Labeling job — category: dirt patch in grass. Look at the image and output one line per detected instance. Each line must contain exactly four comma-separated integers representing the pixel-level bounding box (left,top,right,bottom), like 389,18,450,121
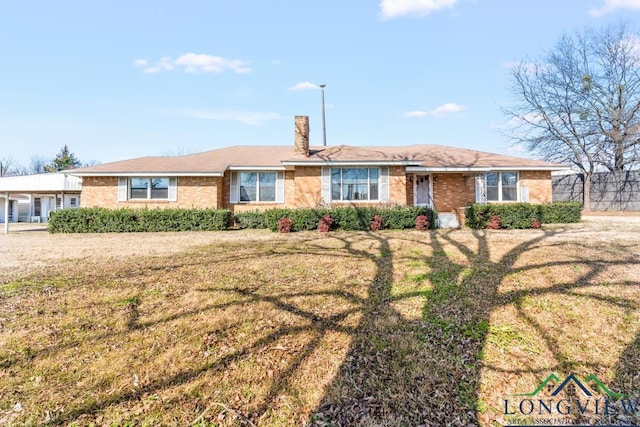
1,222,639,426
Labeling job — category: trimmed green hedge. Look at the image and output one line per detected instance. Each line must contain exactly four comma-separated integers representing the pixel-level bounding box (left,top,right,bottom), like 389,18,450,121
48,207,231,233
233,211,268,229
48,205,439,233
540,201,582,224
262,206,437,232
464,202,582,229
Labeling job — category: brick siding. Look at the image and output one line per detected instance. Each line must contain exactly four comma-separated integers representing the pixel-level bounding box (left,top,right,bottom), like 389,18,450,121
432,173,476,213
389,166,408,205
520,170,552,204
81,176,220,209
80,169,553,213
293,167,322,207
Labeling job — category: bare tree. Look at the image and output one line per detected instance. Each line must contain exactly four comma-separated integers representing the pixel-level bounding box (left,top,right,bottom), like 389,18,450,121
29,155,48,174
0,156,20,177
82,159,101,167
161,146,202,157
504,23,640,211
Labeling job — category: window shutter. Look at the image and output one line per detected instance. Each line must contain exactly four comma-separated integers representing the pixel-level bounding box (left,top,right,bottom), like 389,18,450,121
379,167,390,202
276,171,285,203
321,167,331,202
117,177,128,201
168,177,178,201
230,172,239,204
475,174,487,204
520,185,529,203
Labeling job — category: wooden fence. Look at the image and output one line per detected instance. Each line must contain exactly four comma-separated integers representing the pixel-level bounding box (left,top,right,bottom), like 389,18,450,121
552,171,640,211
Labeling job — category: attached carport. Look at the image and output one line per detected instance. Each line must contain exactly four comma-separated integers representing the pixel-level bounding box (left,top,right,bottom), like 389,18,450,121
0,173,82,234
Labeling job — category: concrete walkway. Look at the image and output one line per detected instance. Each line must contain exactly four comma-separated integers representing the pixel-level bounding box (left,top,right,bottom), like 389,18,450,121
1,222,48,233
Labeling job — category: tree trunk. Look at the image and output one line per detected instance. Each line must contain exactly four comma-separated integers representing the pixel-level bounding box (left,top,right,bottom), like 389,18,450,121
582,171,592,212
615,140,624,171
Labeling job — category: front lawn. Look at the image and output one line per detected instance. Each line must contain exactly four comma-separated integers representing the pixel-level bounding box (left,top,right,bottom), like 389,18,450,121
1,221,639,426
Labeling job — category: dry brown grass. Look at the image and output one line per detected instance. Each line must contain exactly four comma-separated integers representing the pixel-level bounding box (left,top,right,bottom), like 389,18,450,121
0,220,639,426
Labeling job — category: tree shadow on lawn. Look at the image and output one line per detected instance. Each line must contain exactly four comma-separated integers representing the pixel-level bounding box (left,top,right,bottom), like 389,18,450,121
311,228,640,426
9,227,638,426
310,229,552,426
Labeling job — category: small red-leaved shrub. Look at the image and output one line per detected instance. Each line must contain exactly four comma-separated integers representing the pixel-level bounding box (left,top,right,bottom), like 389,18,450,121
415,215,430,231
318,215,333,233
278,217,293,233
532,219,541,229
486,214,501,229
370,214,383,232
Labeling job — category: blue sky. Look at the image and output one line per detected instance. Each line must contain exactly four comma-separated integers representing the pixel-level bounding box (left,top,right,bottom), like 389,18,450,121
1,0,639,167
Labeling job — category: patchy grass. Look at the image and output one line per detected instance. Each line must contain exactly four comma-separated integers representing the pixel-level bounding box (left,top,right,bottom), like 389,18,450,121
0,222,639,426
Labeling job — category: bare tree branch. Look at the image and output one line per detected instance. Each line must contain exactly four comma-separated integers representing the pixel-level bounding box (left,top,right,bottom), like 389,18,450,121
503,23,640,210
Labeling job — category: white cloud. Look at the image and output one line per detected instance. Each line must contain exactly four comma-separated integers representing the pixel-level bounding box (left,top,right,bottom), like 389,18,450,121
379,0,457,20
427,103,466,116
588,0,640,16
404,110,428,117
625,34,640,56
135,53,251,74
174,53,251,74
141,56,175,74
166,109,282,125
404,103,466,118
288,81,319,91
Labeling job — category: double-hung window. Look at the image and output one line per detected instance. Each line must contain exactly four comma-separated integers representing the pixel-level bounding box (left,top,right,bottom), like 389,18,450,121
230,171,285,203
331,168,379,201
323,167,389,202
117,177,177,201
130,178,170,199
485,172,518,202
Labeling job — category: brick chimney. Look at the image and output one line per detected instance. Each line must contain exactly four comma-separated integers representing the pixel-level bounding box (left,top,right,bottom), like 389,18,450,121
294,115,309,156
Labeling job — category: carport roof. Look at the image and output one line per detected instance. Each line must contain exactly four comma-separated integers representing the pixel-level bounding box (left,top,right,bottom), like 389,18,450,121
0,173,82,192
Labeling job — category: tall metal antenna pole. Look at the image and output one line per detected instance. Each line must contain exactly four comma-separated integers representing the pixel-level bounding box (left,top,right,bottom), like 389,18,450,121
319,84,327,146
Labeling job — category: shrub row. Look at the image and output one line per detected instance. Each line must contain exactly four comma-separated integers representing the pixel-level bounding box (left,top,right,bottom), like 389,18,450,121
47,206,436,233
233,211,268,229
262,206,437,232
48,207,231,233
539,202,582,224
464,202,582,229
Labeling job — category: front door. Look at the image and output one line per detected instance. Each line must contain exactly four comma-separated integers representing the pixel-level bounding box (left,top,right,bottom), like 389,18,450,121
415,174,432,207
41,197,53,223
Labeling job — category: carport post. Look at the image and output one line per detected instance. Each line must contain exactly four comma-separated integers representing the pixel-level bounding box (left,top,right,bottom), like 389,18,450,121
3,193,9,235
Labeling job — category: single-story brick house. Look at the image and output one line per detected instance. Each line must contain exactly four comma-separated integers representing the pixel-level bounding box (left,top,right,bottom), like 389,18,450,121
70,116,565,216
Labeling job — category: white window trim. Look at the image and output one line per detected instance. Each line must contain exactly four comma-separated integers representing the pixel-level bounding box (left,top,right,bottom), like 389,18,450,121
328,167,386,202
485,171,519,202
230,171,285,204
118,177,177,202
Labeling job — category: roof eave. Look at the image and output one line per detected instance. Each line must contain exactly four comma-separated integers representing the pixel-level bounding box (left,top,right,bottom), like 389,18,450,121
407,165,567,172
281,160,423,167
406,166,491,172
69,171,224,177
488,166,568,171
227,166,286,171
